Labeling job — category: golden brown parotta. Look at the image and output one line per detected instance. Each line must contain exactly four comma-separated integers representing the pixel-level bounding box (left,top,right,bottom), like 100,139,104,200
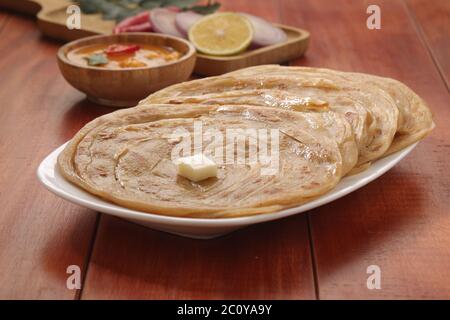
58,104,357,218
226,65,434,156
143,65,434,166
59,66,434,218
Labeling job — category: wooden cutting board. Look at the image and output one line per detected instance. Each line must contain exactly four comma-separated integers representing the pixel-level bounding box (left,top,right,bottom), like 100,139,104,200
0,0,310,75
0,0,115,40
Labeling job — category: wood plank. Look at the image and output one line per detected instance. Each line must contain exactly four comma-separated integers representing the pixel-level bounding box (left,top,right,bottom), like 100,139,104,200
80,0,316,300
279,0,450,299
0,13,107,299
405,0,450,89
0,12,10,33
81,215,315,299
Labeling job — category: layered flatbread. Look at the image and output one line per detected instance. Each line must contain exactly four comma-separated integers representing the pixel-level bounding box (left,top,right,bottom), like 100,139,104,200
143,65,434,166
58,66,434,218
58,104,357,217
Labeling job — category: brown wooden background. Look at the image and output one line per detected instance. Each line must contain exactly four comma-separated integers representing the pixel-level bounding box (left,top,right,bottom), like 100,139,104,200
0,0,449,299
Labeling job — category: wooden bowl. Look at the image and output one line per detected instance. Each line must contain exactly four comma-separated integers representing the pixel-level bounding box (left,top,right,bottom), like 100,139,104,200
57,33,196,107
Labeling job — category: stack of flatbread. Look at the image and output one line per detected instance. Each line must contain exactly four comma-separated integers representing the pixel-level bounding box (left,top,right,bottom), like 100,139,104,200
58,65,434,218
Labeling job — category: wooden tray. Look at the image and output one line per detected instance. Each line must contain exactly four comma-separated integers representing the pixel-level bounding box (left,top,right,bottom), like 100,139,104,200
196,25,309,76
0,0,310,76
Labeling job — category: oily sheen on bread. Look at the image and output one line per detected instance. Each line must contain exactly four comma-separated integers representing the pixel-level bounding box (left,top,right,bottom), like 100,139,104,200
143,65,434,167
59,65,434,218
58,104,357,217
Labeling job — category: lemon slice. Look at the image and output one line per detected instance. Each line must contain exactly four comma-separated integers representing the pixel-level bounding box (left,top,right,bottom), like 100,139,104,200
188,12,253,56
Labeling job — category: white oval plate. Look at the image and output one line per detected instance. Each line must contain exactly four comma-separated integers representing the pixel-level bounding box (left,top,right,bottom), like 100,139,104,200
37,142,417,239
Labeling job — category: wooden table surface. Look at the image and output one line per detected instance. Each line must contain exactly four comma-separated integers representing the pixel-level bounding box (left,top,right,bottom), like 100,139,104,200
0,0,449,300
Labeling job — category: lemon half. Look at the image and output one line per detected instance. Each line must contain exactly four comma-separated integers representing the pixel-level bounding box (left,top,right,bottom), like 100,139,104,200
188,12,253,56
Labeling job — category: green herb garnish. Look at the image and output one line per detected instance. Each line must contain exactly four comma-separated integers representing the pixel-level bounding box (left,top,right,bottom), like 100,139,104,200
190,3,221,14
76,0,221,22
84,53,109,66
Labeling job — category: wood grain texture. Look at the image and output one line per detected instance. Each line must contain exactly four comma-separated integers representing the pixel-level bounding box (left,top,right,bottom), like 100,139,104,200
406,0,450,89
1,0,449,300
0,14,108,299
81,215,316,299
280,0,450,299
80,0,316,300
0,0,116,40
0,10,10,31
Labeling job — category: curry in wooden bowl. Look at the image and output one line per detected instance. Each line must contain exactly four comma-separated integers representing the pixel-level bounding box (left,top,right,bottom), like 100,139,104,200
57,33,196,107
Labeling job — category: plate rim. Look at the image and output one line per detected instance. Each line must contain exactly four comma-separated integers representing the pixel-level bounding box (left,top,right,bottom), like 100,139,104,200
37,141,418,228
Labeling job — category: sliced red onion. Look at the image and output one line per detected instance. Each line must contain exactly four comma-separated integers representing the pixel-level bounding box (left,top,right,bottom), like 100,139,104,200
175,11,202,36
114,11,151,34
150,8,184,38
117,21,152,33
165,6,182,13
241,13,287,47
